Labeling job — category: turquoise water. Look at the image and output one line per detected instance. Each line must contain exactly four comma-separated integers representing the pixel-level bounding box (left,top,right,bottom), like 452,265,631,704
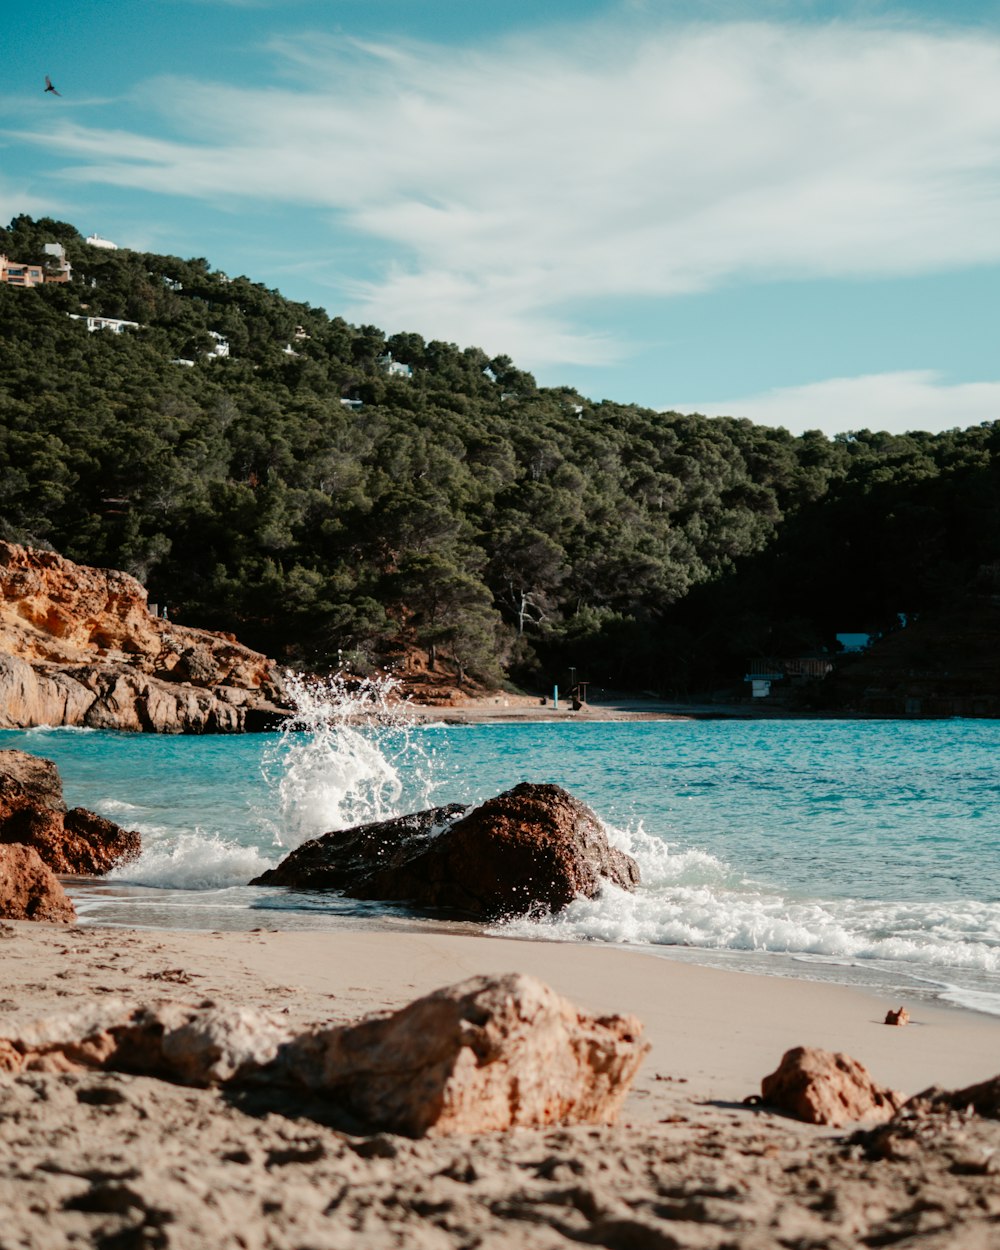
4,717,1000,1013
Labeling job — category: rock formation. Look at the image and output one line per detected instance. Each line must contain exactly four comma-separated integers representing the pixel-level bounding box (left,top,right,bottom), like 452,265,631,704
0,749,140,875
761,1046,904,1127
0,540,286,732
905,1074,1000,1119
290,972,648,1136
0,844,75,922
0,973,648,1136
250,783,640,920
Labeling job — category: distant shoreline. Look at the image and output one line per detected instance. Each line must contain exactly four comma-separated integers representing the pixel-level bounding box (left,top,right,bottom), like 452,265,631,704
403,693,874,723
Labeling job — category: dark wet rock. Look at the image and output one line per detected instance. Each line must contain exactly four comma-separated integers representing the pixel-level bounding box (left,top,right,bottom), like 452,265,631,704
251,782,640,920
251,804,468,892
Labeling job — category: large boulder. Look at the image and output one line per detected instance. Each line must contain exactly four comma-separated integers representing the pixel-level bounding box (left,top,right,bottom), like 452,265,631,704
251,804,468,892
761,1045,904,1127
0,540,287,732
0,844,75,922
251,783,640,920
288,972,649,1136
0,973,648,1136
0,749,140,875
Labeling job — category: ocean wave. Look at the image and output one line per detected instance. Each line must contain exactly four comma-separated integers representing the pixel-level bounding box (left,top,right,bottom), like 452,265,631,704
494,823,1000,977
257,671,437,848
110,831,275,891
95,798,145,815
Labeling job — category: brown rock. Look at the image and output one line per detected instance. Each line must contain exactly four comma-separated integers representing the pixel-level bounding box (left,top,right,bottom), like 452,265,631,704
906,1074,1000,1119
0,540,287,732
0,749,65,814
760,1045,904,1127
0,975,648,1136
252,783,640,921
288,972,649,1136
0,750,140,875
0,844,75,922
0,999,291,1083
884,1006,910,1026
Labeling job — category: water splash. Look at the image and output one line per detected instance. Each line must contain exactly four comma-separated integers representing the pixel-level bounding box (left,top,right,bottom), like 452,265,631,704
260,670,436,849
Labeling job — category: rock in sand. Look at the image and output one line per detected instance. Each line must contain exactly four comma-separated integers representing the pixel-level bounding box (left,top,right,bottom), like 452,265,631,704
0,844,75,923
761,1045,904,1127
0,973,648,1136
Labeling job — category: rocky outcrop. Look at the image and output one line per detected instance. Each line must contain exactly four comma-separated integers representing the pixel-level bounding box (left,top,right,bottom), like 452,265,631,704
0,749,140,875
0,541,286,732
250,783,641,920
0,973,648,1136
0,844,75,922
761,1046,904,1127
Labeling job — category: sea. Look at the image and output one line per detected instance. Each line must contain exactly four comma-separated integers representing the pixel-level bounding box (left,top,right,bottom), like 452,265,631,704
4,679,1000,1016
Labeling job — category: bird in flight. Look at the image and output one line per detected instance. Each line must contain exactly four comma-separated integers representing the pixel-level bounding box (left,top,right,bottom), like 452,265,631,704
44,76,61,96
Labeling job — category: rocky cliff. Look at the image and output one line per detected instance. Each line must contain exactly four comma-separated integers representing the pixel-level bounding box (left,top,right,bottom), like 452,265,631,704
0,541,287,732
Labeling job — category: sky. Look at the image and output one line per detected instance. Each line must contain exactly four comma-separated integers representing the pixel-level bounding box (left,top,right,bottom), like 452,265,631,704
3,0,1000,436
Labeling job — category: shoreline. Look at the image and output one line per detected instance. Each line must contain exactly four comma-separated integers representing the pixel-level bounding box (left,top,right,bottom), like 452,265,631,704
67,876,1000,1026
403,692,894,723
7,919,1000,1107
5,919,1000,1247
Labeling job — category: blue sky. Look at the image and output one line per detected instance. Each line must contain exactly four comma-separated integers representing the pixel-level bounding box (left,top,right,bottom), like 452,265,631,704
4,0,1000,435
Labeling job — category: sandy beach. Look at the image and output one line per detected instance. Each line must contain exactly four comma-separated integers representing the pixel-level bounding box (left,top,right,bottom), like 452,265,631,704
4,919,1000,1248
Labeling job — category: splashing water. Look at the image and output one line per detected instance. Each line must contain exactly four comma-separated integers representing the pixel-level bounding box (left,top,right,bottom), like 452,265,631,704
260,670,437,849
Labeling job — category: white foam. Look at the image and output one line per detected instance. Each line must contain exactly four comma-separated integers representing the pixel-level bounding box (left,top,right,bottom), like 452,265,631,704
495,820,1000,979
259,670,436,848
111,831,275,891
96,798,144,815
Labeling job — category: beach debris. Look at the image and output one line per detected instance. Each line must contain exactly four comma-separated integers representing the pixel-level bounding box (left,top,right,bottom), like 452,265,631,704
0,844,75,923
0,973,648,1136
0,748,140,875
251,782,640,920
884,1006,910,1027
760,1046,904,1127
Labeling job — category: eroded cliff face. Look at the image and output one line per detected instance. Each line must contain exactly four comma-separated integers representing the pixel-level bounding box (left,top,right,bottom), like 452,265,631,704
0,541,287,732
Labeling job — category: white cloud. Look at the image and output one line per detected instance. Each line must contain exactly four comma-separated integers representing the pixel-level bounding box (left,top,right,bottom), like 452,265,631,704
13,18,1000,365
684,371,1000,435
0,177,56,226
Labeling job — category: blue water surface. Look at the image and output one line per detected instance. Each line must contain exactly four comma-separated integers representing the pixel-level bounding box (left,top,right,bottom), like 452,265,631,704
4,718,1000,1011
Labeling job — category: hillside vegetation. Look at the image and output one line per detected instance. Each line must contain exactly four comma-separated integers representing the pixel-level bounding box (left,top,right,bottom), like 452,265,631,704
3,214,999,697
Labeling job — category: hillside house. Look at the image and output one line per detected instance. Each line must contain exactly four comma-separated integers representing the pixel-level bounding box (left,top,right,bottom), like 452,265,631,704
206,331,230,359
68,314,140,334
85,234,118,250
1,244,72,287
744,656,834,698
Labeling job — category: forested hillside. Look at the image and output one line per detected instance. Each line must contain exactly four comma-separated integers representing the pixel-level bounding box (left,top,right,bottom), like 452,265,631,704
2,214,999,697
